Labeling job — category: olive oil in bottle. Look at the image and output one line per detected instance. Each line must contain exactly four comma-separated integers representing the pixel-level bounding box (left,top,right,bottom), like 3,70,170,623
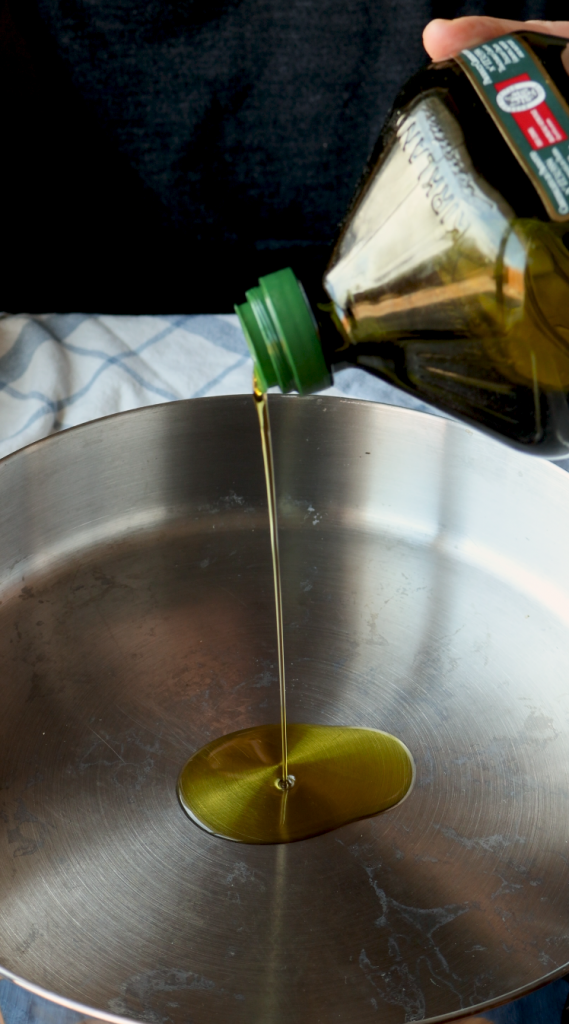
177,389,414,844
236,32,569,458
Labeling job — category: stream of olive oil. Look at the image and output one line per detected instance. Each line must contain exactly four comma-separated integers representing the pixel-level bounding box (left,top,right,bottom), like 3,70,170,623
177,389,414,843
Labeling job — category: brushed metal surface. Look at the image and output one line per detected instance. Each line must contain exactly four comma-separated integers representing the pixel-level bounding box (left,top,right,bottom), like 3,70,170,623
1,395,569,1024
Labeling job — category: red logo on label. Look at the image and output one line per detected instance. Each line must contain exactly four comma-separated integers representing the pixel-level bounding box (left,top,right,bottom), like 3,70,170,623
494,73,567,150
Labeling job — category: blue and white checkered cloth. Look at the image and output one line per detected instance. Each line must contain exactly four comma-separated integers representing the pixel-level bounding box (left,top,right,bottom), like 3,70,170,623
0,312,442,458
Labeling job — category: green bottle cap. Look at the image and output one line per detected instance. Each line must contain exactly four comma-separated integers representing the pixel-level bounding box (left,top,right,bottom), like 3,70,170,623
235,267,332,395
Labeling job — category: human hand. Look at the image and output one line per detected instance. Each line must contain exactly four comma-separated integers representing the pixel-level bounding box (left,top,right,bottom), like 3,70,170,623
423,16,569,62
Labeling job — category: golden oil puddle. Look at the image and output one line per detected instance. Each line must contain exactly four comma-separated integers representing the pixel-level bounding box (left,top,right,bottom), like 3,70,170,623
177,387,414,843
177,722,414,844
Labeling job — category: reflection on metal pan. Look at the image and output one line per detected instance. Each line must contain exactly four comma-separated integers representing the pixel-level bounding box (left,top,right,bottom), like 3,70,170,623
0,395,568,1023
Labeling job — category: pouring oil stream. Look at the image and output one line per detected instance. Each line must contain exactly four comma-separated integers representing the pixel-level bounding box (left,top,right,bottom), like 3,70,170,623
177,388,415,844
253,381,294,792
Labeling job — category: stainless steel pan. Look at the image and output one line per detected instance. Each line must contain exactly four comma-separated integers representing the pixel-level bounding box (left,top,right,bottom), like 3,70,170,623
1,395,569,1024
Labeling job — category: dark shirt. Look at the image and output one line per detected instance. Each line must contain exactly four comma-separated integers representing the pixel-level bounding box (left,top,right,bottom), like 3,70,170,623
0,0,566,310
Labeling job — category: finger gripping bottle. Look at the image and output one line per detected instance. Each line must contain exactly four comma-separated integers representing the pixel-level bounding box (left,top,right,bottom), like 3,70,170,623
236,32,569,457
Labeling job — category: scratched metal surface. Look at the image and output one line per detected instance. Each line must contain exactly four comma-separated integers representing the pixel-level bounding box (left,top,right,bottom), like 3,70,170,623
0,395,569,1024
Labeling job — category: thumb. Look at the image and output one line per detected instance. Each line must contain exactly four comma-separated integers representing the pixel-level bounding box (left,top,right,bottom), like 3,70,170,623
423,16,569,62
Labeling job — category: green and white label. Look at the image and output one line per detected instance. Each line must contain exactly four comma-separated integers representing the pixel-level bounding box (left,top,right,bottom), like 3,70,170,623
456,34,569,221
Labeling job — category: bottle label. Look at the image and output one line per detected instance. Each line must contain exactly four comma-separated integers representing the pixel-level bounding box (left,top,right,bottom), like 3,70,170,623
456,34,569,221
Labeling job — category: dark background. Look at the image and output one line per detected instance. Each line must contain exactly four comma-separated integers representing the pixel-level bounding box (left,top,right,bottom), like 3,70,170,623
0,0,567,311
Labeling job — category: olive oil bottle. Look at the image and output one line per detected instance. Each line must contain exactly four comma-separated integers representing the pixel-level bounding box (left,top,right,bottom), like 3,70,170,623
236,32,569,457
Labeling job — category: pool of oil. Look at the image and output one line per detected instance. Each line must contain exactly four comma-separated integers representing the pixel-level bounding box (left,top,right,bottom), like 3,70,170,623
177,721,414,843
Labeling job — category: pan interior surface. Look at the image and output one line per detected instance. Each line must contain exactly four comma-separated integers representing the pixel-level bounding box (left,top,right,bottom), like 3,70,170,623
1,395,569,1024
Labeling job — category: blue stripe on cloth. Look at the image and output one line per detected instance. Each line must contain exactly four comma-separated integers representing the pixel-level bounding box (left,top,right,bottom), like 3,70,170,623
190,354,250,398
0,315,189,404
42,314,92,342
0,316,193,443
58,314,191,362
178,315,249,355
0,364,178,444
0,321,57,386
